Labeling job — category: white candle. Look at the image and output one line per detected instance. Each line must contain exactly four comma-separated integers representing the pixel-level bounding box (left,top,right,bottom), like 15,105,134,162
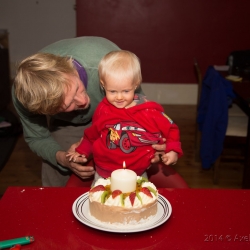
111,164,137,193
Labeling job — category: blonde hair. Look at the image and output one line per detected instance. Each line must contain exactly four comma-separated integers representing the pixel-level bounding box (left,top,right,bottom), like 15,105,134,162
98,50,142,87
14,53,77,115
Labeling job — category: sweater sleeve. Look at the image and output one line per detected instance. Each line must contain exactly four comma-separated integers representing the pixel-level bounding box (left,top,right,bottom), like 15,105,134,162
129,102,183,158
12,87,65,170
75,102,103,156
153,110,183,157
164,123,183,157
75,125,97,157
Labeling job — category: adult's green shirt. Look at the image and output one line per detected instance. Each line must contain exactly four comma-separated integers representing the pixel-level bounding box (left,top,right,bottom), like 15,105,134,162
12,37,121,168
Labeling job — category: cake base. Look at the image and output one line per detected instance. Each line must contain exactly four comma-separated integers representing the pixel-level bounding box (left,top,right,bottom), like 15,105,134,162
89,200,157,224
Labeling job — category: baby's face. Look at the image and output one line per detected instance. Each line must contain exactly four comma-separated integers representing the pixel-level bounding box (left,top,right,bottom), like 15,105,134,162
102,75,136,109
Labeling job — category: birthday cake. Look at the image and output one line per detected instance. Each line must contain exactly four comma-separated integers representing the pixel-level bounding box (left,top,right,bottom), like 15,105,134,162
89,171,158,225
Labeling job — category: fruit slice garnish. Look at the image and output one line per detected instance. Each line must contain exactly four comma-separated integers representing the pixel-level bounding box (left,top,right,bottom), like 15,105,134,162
140,187,153,198
112,190,122,199
136,192,142,204
101,191,109,203
120,193,124,206
89,185,105,193
145,186,157,196
137,177,148,185
129,192,136,206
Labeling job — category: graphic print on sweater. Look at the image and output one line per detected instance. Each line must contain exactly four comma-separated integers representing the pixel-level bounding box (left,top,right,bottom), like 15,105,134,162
105,121,162,154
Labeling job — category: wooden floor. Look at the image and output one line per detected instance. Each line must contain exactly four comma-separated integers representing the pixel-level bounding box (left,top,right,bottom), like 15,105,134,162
0,105,244,197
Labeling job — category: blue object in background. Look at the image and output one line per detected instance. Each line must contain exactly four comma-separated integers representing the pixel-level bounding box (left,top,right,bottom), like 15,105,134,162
197,66,235,169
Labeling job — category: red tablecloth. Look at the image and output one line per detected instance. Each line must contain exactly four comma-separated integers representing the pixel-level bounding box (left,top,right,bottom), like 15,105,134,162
0,187,250,249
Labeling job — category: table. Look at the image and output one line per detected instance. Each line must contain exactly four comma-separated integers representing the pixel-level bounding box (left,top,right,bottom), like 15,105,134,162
1,187,250,250
232,81,250,188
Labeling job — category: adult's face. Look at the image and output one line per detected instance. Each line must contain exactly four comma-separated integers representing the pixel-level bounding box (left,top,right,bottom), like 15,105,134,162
60,74,90,112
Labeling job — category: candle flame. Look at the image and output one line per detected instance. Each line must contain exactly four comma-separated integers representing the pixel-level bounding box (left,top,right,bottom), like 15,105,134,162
123,161,126,169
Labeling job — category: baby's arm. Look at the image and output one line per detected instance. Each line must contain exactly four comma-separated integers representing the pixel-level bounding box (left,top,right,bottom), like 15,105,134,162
161,151,178,166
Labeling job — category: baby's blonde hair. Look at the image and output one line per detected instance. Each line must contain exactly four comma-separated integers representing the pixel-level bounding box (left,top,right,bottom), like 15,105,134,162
98,50,142,87
14,53,77,115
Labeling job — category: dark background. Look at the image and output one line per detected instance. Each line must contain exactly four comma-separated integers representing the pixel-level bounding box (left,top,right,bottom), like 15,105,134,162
76,0,250,83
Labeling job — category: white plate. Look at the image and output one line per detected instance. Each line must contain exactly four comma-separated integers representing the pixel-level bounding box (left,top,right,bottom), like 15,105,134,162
72,192,172,233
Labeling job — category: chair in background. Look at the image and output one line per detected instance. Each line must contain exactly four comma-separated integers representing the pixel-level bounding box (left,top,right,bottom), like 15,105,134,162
66,161,189,188
226,50,250,76
146,163,189,188
194,61,248,184
215,105,248,183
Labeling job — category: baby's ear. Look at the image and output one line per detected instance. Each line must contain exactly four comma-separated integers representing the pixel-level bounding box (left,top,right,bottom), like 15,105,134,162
100,80,105,89
135,84,140,90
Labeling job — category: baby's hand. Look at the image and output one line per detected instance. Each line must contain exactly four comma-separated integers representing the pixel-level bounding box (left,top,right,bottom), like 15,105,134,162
161,151,178,166
66,151,85,162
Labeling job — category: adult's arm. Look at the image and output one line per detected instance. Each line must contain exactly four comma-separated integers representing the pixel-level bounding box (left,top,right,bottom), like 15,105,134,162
12,87,93,176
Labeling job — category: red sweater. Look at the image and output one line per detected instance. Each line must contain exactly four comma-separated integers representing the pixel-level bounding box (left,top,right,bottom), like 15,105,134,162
76,96,183,178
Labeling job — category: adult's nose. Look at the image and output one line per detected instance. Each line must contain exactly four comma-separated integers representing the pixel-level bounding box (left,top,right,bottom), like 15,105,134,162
75,92,88,106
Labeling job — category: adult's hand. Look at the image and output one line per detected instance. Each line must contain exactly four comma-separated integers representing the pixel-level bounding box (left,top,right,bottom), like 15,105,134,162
151,138,166,163
56,150,95,179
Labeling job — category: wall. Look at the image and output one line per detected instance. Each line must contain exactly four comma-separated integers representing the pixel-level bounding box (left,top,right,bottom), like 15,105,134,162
76,0,250,83
0,0,76,77
1,1,248,105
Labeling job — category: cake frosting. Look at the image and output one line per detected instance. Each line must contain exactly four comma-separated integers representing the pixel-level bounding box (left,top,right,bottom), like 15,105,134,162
89,176,158,224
